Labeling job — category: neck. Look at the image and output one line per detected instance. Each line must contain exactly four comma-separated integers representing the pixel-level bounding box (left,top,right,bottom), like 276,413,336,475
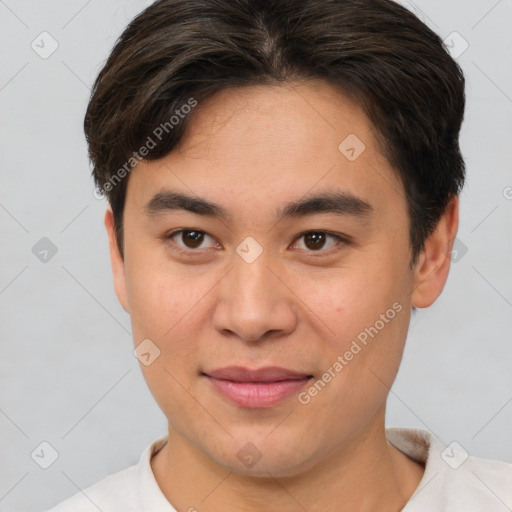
151,411,424,512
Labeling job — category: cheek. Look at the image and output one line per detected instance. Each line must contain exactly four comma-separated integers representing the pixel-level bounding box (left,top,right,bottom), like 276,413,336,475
125,249,207,334
287,246,413,398
295,265,411,421
291,260,407,343
126,265,213,412
125,265,217,395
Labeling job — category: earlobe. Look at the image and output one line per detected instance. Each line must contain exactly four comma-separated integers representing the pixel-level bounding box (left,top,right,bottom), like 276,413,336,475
411,196,459,308
104,207,130,313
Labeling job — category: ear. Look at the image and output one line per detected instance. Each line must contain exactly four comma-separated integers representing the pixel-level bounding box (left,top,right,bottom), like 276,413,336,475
104,206,130,313
411,196,459,308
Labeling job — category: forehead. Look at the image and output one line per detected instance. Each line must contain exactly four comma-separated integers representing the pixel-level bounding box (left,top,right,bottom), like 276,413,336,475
179,80,375,161
126,80,404,220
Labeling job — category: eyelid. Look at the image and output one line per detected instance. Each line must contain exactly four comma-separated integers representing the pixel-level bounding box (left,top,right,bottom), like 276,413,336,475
164,228,220,253
163,228,351,255
290,230,351,254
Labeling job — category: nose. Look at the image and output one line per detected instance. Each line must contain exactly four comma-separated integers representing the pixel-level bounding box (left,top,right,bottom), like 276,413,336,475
212,252,298,343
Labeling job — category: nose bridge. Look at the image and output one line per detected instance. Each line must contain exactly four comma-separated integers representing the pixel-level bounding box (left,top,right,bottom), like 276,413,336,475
213,250,296,341
232,252,272,304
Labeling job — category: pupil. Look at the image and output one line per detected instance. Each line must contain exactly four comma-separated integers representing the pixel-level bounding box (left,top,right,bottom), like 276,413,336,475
304,232,325,250
183,230,204,248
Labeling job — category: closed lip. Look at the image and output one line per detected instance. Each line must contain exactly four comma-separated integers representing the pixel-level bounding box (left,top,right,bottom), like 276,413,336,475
202,366,313,382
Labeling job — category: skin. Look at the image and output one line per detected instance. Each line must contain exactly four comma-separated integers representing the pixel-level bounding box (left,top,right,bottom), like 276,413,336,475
104,80,459,511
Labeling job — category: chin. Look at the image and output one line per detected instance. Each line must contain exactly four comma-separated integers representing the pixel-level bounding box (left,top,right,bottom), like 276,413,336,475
207,435,319,479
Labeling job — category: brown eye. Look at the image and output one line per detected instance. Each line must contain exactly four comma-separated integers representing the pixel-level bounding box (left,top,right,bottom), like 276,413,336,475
304,232,327,250
181,230,204,248
293,231,343,252
167,229,217,251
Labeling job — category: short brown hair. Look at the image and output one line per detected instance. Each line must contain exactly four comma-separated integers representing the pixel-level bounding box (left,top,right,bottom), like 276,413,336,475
84,0,465,263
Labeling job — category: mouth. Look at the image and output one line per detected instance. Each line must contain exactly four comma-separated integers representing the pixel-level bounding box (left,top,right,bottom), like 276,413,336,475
202,366,314,408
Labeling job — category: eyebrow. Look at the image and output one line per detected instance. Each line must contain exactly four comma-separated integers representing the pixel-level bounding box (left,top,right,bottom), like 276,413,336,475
144,190,373,221
145,191,227,218
277,191,373,220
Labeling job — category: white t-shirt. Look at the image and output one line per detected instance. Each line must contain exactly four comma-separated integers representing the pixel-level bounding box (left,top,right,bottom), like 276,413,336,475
45,428,512,511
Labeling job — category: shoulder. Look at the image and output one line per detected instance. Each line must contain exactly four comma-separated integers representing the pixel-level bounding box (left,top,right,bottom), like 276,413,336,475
442,449,512,510
44,436,170,512
44,463,140,512
387,428,512,511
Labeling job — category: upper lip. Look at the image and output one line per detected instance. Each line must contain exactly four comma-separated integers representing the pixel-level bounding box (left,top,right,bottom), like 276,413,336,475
203,366,312,382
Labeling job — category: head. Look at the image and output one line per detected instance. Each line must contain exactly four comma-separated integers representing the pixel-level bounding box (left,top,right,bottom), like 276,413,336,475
85,0,464,477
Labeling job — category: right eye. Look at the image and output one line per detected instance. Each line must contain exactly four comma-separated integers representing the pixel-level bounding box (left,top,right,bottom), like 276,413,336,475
165,229,219,252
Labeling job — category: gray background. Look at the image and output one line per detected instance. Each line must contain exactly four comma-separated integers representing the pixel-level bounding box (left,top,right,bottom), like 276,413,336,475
1,1,511,510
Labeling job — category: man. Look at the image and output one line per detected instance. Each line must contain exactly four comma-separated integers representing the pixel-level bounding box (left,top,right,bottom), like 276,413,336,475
46,0,512,510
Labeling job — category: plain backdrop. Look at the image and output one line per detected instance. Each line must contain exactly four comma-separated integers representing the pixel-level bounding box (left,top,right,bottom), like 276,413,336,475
1,1,511,510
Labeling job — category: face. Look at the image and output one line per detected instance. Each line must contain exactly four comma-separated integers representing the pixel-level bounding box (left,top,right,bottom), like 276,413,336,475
106,80,454,477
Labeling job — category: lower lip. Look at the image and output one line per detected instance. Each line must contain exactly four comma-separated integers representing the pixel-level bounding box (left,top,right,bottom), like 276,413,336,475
205,376,312,408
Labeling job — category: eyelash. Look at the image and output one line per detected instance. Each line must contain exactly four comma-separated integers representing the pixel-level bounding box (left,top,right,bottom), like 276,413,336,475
163,229,351,256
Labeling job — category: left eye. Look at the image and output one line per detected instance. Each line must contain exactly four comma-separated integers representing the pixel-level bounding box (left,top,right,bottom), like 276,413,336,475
165,229,345,254
292,232,343,252
167,230,217,250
